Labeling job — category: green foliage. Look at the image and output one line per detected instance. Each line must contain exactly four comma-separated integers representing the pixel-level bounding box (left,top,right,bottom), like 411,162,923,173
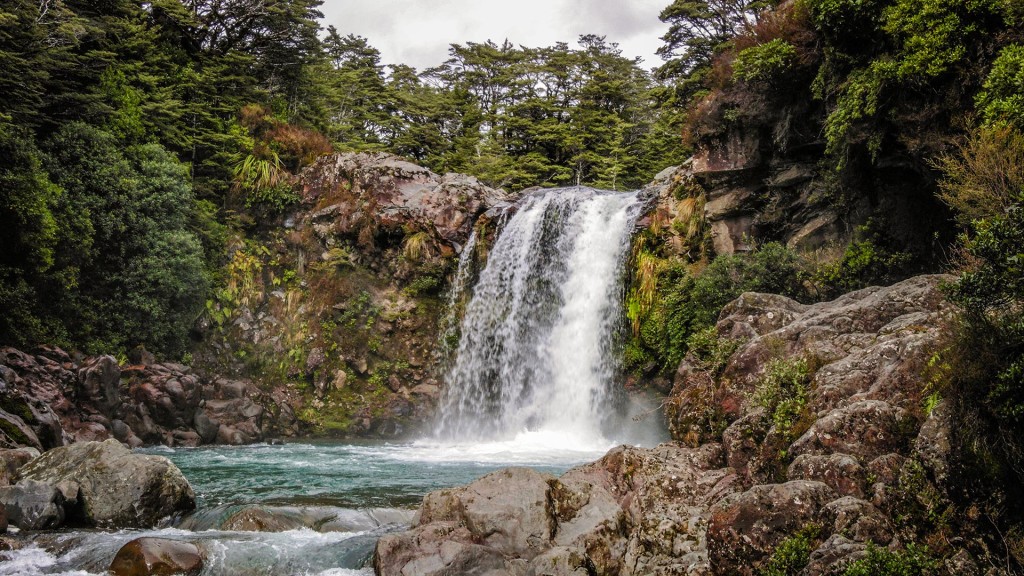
759,524,823,576
977,44,1024,129
657,0,777,98
948,194,1024,427
629,242,807,372
813,227,913,298
40,124,209,356
686,327,740,375
733,39,798,85
754,357,812,440
842,543,938,576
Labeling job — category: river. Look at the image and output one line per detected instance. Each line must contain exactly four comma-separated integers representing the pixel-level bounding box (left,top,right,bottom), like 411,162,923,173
0,435,624,575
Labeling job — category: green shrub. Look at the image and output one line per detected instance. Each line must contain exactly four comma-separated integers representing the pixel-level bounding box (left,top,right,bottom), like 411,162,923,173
977,44,1024,129
686,327,740,376
842,543,937,576
935,125,1024,226
759,524,823,576
733,39,798,85
813,226,912,299
754,357,812,440
628,242,807,373
949,193,1024,429
244,183,301,213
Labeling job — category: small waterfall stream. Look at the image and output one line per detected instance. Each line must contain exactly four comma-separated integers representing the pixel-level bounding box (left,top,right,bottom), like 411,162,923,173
435,187,645,447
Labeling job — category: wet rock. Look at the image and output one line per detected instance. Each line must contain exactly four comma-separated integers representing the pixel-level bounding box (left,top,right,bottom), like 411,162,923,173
0,479,65,530
192,410,219,444
18,438,195,528
220,506,309,532
109,537,203,576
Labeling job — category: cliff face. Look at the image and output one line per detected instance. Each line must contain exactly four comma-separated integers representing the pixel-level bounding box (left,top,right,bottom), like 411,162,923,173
192,152,508,439
644,125,950,262
375,275,995,575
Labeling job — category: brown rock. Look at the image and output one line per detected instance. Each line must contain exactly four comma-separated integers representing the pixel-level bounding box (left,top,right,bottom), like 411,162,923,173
790,400,909,461
707,480,836,575
109,537,203,576
788,453,866,498
0,448,36,486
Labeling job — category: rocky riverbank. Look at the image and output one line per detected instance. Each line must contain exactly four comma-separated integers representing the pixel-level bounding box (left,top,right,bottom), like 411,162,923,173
374,274,995,575
0,346,292,450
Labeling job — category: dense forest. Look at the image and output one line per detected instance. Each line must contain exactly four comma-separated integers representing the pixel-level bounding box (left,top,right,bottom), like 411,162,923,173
0,0,684,357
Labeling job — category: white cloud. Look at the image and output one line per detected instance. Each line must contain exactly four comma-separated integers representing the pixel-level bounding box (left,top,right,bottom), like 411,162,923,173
319,0,670,71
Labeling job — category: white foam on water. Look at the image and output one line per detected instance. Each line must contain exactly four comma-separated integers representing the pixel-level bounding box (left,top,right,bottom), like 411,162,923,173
0,545,98,576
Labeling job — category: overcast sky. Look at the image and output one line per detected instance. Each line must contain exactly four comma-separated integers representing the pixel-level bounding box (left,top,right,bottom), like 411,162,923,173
319,0,671,71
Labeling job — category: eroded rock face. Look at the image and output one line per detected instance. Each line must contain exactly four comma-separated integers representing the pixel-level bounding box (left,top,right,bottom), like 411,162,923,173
708,481,836,575
301,152,507,248
16,439,195,528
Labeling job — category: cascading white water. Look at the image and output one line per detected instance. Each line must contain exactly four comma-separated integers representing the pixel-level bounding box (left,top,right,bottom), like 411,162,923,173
435,187,644,448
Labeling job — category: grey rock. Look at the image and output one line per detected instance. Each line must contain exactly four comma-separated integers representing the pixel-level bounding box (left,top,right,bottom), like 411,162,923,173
18,439,194,528
0,479,65,530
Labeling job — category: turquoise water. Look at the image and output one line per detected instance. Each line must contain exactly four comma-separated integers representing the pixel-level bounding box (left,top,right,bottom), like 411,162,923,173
0,439,611,576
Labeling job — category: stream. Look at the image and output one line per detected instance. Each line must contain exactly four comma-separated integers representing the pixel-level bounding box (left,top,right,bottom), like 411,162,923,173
0,436,618,575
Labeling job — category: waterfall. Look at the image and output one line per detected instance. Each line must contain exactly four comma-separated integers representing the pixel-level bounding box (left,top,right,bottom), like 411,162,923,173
436,187,644,446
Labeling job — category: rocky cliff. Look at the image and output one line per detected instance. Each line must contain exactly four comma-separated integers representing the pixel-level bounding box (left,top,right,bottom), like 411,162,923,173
374,275,995,575
193,151,507,438
0,152,508,447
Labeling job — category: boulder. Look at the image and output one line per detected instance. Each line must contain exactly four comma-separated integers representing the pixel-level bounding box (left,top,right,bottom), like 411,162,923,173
0,447,36,485
375,522,511,576
819,496,892,545
418,467,556,559
300,152,507,247
707,481,836,575
0,479,65,530
77,355,121,412
377,443,737,576
787,453,866,498
220,506,310,532
790,400,910,461
18,438,194,528
109,537,203,576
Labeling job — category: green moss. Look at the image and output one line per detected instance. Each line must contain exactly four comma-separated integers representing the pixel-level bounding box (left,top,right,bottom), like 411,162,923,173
0,397,36,425
0,415,32,446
